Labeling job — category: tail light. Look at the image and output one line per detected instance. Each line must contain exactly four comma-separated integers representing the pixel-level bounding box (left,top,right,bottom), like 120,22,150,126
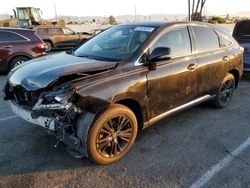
35,42,46,49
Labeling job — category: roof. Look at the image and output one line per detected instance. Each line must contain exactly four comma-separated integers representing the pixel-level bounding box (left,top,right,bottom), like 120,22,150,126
33,25,65,29
0,27,34,32
119,21,217,28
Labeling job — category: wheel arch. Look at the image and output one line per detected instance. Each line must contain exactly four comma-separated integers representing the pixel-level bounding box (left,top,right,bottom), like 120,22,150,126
229,69,240,88
115,98,144,131
8,54,32,70
43,39,54,47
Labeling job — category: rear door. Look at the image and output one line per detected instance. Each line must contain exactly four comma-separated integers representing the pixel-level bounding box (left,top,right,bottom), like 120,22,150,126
49,27,80,48
0,31,28,71
147,26,199,119
0,31,12,71
190,26,228,96
62,28,80,46
49,27,65,48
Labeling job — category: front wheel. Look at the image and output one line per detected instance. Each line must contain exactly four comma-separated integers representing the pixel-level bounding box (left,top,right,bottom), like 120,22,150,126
78,104,138,164
44,41,53,52
212,73,235,108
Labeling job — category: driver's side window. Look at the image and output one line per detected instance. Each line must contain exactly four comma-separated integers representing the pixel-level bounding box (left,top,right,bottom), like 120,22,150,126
151,27,192,58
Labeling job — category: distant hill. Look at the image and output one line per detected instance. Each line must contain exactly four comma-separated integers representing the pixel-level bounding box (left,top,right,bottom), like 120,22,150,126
0,14,11,20
49,14,188,24
116,14,187,22
1,12,250,23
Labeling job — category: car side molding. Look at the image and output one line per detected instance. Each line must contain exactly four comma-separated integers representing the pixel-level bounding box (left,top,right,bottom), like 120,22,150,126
148,95,214,126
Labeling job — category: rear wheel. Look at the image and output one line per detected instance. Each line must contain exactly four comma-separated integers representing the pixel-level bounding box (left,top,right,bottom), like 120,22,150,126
212,73,235,108
9,56,29,70
44,41,53,52
77,104,138,164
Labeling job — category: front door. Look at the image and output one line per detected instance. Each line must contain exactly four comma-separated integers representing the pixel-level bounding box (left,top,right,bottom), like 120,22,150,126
146,26,199,120
191,26,227,96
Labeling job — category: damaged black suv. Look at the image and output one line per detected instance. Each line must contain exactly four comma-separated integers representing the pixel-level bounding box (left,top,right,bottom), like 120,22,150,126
4,22,243,164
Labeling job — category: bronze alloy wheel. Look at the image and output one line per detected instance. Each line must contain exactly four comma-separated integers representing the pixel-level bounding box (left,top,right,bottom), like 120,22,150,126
85,104,138,164
96,115,133,158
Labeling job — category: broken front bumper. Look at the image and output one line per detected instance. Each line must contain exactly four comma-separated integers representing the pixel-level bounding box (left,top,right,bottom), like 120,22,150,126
8,100,55,131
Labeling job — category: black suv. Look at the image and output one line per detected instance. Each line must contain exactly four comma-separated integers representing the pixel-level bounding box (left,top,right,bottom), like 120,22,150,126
233,20,250,73
4,22,243,164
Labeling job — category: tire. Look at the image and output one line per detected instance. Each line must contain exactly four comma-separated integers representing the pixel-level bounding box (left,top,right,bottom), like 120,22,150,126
44,41,53,52
212,73,235,108
77,104,138,164
9,56,29,70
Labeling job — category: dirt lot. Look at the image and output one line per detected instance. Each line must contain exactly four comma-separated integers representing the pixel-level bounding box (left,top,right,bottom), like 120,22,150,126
0,74,250,188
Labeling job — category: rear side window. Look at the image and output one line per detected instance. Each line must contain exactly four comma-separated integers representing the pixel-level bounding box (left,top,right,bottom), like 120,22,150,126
192,26,220,52
217,32,232,47
151,27,191,58
36,28,49,36
49,28,63,36
0,31,27,42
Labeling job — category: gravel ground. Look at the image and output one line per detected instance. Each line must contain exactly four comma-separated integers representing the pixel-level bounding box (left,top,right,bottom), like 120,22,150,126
0,74,249,188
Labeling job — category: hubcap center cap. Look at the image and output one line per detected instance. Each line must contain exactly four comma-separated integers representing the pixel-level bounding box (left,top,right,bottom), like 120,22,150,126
111,132,117,139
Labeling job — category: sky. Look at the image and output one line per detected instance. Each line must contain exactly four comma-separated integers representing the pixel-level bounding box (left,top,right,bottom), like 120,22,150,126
1,0,250,18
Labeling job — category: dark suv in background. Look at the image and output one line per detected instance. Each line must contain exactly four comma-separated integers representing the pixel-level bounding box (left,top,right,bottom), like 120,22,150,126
0,28,46,72
34,26,92,52
233,20,250,73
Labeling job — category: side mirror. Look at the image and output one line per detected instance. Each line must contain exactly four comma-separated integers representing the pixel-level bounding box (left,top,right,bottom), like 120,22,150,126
149,47,171,62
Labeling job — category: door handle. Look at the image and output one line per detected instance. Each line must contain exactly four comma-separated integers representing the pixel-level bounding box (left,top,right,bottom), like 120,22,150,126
187,63,198,71
223,56,230,61
2,45,13,49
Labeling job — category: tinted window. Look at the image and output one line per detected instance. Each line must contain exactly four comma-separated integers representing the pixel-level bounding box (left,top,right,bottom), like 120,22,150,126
217,32,232,47
63,28,75,35
0,31,27,42
49,28,63,36
192,26,220,52
36,28,49,36
151,27,191,57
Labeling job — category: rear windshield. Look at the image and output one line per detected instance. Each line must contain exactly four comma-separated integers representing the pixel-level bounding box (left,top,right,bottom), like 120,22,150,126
233,21,250,38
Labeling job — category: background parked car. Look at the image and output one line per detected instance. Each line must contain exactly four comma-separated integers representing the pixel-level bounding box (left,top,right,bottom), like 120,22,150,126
34,26,93,52
233,20,250,73
0,28,46,72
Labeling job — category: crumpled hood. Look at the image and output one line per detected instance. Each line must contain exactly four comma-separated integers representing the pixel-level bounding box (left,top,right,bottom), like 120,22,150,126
8,52,117,91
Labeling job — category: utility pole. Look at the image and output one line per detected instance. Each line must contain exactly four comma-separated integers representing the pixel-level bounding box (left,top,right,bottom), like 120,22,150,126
54,3,58,22
134,6,137,22
188,0,191,21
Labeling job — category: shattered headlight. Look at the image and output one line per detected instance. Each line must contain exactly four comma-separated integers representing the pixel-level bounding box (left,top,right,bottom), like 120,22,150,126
54,89,76,105
32,88,76,111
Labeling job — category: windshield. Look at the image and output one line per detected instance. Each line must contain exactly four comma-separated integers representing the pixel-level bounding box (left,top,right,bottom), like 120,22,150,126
74,25,157,61
17,9,30,20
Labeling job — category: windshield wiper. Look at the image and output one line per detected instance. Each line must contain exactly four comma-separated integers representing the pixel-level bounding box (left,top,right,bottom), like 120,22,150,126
76,54,120,62
77,54,103,60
